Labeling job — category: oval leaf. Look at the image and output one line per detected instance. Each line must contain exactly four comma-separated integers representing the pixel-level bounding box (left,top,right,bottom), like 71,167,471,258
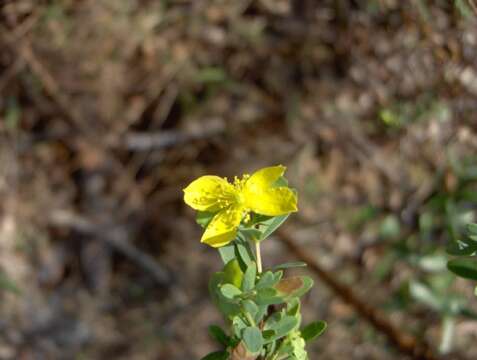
256,271,277,289
255,288,284,305
447,258,477,280
235,241,254,270
224,259,244,289
265,315,299,341
301,321,327,342
242,300,259,319
259,215,289,241
242,326,263,354
208,325,230,347
242,262,257,292
446,239,477,256
219,244,237,265
220,284,242,300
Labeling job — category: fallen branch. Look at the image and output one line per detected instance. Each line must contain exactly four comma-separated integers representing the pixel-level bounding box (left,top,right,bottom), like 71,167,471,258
278,230,439,360
49,210,170,286
122,121,225,151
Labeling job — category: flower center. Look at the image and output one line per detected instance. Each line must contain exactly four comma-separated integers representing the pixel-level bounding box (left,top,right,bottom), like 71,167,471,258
233,174,250,206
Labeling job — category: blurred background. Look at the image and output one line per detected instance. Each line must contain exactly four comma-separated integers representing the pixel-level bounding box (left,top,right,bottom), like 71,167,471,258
1,1,477,359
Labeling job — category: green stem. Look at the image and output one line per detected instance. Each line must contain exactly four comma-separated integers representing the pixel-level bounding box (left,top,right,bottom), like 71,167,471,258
255,240,262,274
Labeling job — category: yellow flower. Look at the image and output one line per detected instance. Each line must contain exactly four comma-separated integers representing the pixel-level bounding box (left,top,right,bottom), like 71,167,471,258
183,165,298,247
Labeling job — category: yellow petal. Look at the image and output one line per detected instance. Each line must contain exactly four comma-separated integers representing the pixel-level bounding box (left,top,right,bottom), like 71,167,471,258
242,165,297,216
201,206,244,247
183,175,236,212
244,187,297,216
245,165,286,193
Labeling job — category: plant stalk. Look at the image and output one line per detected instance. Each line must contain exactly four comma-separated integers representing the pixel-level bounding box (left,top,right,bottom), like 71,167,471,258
255,240,262,273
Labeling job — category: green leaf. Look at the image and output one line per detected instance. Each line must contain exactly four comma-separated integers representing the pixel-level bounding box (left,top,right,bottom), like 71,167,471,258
301,321,327,342
219,244,236,265
242,262,257,292
262,329,276,340
232,316,248,338
200,350,229,360
446,238,477,256
255,304,269,323
265,315,299,341
242,300,258,319
238,228,263,242
209,272,241,318
242,326,263,354
248,213,272,226
447,258,477,280
208,325,230,347
256,271,277,289
258,215,289,241
274,270,283,284
256,288,284,305
196,211,216,228
220,284,242,300
223,259,244,289
286,298,301,316
235,241,254,270
272,261,307,271
219,240,255,272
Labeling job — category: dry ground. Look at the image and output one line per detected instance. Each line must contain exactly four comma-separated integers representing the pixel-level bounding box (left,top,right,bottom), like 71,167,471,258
1,1,477,359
